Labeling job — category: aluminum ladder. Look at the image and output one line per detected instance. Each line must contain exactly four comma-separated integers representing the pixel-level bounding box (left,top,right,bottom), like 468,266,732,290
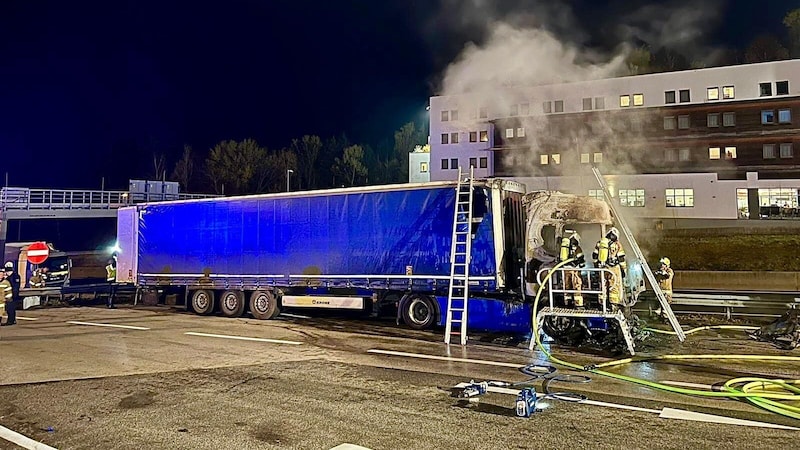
444,166,474,345
590,167,686,342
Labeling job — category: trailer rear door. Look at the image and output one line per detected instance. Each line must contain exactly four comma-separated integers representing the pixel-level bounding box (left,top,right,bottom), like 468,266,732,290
116,206,139,283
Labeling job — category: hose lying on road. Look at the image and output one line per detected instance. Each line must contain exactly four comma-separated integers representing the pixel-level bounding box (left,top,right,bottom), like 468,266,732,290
644,325,759,335
532,259,800,421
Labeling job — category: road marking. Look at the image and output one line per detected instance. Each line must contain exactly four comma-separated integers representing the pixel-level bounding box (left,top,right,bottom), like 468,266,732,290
280,313,312,319
185,332,302,345
367,349,522,368
0,423,57,450
66,321,150,330
330,445,373,450
661,380,717,390
16,317,38,321
660,407,799,430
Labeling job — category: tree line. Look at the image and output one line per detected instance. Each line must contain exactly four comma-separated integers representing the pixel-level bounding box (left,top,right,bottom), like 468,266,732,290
626,8,800,74
155,121,427,196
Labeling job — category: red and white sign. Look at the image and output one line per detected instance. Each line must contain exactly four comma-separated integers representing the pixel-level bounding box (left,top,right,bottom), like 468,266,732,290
27,241,50,265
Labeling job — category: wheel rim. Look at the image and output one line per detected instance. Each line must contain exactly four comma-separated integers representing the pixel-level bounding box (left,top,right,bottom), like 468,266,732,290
408,298,430,325
223,293,238,311
544,317,576,336
254,293,270,313
195,292,209,310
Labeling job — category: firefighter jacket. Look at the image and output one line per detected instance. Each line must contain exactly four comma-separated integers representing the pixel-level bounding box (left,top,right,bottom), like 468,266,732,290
106,264,117,282
0,279,11,301
592,240,626,268
6,271,20,299
655,267,674,292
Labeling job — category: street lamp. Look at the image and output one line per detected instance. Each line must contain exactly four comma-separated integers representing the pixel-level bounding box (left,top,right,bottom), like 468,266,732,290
287,169,294,192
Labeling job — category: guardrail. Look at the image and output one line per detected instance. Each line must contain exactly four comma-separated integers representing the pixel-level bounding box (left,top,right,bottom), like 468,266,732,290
636,290,800,319
1,187,217,211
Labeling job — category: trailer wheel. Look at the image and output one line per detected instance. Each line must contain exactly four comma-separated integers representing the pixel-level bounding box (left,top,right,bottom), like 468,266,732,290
220,290,245,318
249,290,279,320
401,295,436,330
190,289,215,315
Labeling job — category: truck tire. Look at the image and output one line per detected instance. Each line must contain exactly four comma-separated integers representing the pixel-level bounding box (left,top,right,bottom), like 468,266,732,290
220,290,245,318
249,290,279,320
190,289,215,315
401,295,436,330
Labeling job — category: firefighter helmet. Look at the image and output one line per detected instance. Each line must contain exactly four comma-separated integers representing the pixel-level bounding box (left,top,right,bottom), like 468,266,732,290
660,257,671,267
606,227,619,241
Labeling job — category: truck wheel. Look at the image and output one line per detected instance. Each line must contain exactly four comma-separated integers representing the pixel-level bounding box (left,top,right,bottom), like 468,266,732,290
249,290,279,320
190,289,215,315
220,290,245,318
401,295,436,330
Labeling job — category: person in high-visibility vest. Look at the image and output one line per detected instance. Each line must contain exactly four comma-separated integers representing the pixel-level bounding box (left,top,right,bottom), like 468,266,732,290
0,270,12,325
558,231,585,308
2,262,19,326
592,227,626,309
654,257,674,318
105,257,117,309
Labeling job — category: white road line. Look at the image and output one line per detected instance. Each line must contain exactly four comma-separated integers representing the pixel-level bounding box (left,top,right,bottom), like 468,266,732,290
16,317,38,321
367,349,523,368
280,313,312,319
66,321,150,331
0,423,58,450
184,332,302,345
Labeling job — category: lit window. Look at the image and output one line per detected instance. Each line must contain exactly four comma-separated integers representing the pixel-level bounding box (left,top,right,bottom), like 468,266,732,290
451,132,459,144
723,112,736,127
580,153,590,164
479,107,488,119
516,127,525,138
723,86,735,99
665,91,676,104
780,143,794,158
441,133,449,144
505,128,514,138
665,149,677,162
633,93,644,106
664,116,676,130
619,95,631,107
542,101,552,113
777,81,789,95
762,110,776,125
420,162,428,173
441,111,449,121
593,152,603,163
552,154,561,164
619,189,645,207
779,109,792,124
469,131,477,142
758,188,799,208
760,82,772,97
479,157,487,168
540,154,549,165
469,157,477,168
582,98,592,111
707,113,720,128
679,89,690,103
595,97,605,109
451,110,459,121
709,147,721,159
520,103,530,115
479,130,488,142
554,100,564,113
679,148,691,161
510,104,519,116
665,188,694,207
450,158,458,169
588,189,604,200
707,87,719,100
678,115,690,129
763,144,776,159
725,146,737,159
441,159,448,169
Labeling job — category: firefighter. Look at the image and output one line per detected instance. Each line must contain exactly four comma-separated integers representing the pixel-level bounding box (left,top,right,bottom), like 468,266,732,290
105,257,117,309
2,262,19,326
654,257,674,318
29,269,45,288
558,231,585,308
592,227,626,310
0,271,10,323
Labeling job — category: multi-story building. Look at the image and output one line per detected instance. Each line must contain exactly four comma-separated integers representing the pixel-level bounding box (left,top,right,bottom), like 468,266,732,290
428,60,800,225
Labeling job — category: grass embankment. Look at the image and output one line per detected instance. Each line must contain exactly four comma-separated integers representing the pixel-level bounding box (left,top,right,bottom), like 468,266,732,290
639,234,800,271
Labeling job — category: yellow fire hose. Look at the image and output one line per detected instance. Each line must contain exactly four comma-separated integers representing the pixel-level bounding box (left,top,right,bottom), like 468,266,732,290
532,259,800,420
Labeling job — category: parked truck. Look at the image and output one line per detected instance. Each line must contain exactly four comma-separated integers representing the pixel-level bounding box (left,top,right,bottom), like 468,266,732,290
114,178,641,340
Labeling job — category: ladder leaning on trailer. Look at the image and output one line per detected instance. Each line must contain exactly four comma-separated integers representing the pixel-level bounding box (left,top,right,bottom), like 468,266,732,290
444,166,474,345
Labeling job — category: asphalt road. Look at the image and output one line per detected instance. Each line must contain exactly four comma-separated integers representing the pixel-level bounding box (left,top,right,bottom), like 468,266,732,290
0,305,798,449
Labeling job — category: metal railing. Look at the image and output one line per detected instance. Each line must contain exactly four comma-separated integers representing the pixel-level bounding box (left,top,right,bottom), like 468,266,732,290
537,266,618,313
1,187,217,211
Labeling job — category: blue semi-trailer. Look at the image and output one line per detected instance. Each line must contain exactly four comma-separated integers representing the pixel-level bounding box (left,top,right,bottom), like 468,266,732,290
115,179,532,331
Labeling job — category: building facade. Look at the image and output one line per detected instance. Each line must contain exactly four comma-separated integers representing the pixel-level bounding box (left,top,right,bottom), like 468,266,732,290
429,60,800,222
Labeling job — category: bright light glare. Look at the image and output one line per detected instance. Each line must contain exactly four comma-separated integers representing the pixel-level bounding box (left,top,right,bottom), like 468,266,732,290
109,243,122,254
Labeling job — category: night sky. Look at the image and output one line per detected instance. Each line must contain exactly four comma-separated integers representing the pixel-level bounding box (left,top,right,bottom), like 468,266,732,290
1,0,798,193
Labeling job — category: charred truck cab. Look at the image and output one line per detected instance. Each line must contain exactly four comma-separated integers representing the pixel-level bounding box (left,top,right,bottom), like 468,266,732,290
115,179,529,332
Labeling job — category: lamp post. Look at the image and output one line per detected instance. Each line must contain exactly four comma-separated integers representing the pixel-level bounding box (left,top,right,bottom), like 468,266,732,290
287,169,294,192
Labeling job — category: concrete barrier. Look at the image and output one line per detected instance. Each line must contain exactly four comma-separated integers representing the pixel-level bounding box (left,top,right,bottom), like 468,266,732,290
674,271,800,292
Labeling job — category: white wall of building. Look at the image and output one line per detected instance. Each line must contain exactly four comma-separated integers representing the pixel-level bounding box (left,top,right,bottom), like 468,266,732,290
409,151,431,183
